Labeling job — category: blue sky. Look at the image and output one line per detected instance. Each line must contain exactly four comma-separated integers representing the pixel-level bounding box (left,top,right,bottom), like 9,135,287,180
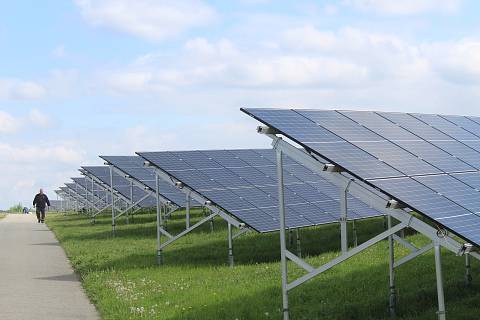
1,0,480,209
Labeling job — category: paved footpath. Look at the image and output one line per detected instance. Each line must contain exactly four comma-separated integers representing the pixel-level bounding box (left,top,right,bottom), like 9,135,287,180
0,214,99,320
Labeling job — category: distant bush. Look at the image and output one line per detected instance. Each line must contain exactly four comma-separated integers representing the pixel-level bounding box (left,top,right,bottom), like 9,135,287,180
8,203,23,213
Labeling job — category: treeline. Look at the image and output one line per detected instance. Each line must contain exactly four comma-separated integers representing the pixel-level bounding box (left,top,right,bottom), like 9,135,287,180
8,203,23,213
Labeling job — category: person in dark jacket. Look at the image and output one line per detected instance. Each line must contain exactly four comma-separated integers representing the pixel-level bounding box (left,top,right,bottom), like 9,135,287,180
33,189,50,223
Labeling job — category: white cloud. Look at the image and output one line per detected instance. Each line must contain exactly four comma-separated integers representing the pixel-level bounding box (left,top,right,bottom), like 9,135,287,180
28,108,52,128
75,0,216,41
0,79,46,100
345,0,462,15
0,142,84,165
424,39,480,84
0,110,20,133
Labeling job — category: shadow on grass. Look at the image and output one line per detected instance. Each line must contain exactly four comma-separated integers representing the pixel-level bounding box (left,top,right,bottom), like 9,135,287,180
71,217,388,271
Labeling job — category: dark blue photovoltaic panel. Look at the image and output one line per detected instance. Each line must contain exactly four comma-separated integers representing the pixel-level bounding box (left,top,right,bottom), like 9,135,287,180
242,108,480,245
306,142,403,179
412,113,480,141
138,148,383,232
82,166,155,207
340,110,419,141
371,177,480,244
452,172,480,190
101,155,196,207
429,141,480,169
413,175,480,214
442,115,480,137
394,140,476,173
379,112,451,141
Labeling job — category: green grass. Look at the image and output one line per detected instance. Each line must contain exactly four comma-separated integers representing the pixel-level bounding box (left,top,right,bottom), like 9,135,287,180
47,210,480,320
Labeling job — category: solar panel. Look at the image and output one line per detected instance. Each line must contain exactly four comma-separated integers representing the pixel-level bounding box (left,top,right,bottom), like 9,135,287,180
100,155,199,207
137,149,383,233
82,166,156,208
72,177,111,205
242,108,480,245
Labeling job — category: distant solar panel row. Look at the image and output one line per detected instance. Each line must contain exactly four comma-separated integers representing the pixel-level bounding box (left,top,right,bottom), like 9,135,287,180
82,166,156,208
242,108,480,245
138,148,383,232
100,155,198,207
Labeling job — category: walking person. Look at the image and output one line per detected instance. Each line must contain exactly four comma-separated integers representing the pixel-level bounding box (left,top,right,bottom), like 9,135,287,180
33,188,50,223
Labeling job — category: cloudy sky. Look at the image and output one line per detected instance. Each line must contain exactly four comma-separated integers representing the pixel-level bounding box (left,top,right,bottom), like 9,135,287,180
1,0,480,209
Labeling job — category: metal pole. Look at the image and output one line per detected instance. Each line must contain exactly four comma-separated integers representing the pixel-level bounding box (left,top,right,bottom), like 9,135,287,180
228,223,234,267
127,180,133,224
388,214,396,317
465,254,472,287
296,228,301,258
110,166,115,235
210,214,214,232
434,243,446,320
289,229,293,247
352,220,358,247
186,191,191,229
276,149,289,320
156,173,163,265
340,185,348,254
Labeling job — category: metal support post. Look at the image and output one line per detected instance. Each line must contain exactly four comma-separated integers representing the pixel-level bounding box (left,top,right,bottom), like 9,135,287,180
156,173,163,265
276,149,289,320
340,183,349,254
186,191,191,229
388,214,396,317
352,220,358,247
110,165,115,235
289,229,293,247
228,223,234,267
127,180,133,224
434,243,446,320
465,254,472,287
296,228,301,258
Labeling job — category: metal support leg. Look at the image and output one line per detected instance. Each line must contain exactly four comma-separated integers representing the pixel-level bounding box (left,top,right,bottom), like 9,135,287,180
352,220,358,247
289,229,293,247
110,166,116,235
156,173,163,265
465,254,472,287
296,228,301,258
228,223,234,267
434,243,446,320
276,149,289,320
340,186,348,254
388,215,396,317
186,191,191,229
127,180,133,224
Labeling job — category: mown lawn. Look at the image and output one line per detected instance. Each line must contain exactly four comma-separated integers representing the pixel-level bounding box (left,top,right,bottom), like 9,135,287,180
47,210,480,320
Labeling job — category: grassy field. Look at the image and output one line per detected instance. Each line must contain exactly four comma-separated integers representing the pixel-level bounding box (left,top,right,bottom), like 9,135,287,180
47,210,480,320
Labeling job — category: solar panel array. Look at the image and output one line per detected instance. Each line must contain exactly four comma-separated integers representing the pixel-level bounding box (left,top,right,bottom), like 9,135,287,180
242,108,480,245
71,177,111,203
137,149,382,232
100,155,198,207
82,166,156,208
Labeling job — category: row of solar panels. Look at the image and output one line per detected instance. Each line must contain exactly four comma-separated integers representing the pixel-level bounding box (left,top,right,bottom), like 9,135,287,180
56,149,385,233
56,109,480,247
241,109,480,246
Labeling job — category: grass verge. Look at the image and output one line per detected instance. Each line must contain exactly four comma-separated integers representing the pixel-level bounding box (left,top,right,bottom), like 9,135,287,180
47,210,480,320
